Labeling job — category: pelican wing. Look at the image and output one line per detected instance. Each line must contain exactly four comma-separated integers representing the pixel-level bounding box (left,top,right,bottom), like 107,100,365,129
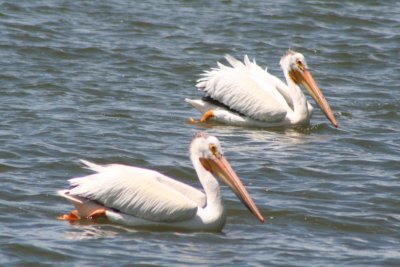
197,55,293,122
66,161,205,222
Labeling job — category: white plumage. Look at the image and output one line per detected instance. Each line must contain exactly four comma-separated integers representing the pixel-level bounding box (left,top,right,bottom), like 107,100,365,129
197,55,289,122
187,50,338,128
63,161,204,222
58,133,264,231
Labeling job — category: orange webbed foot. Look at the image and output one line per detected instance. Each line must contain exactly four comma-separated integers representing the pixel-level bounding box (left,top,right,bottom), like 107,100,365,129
187,110,215,124
200,110,215,123
58,210,81,221
87,209,107,220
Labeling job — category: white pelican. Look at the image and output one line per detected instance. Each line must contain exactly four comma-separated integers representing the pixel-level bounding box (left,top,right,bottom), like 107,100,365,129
186,50,338,128
58,133,264,231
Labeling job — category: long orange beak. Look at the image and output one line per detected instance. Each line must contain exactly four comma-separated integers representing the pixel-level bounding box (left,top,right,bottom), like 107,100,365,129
200,156,264,223
290,69,338,128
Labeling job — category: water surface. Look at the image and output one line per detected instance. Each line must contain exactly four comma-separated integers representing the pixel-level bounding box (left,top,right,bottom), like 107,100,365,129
0,0,399,266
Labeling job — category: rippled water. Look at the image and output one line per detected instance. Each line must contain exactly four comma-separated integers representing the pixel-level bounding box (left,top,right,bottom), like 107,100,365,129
1,0,399,266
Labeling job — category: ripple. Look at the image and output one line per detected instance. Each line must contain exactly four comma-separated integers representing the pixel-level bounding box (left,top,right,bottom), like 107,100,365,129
0,0,399,266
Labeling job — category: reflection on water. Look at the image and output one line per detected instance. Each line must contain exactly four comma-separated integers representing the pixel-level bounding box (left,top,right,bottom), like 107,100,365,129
63,224,119,241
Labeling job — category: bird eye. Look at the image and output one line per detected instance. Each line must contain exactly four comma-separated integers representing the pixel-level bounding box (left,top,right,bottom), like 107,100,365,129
209,144,221,158
296,59,305,70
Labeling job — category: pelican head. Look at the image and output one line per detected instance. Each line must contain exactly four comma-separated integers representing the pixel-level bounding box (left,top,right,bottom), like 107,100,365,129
190,132,264,223
280,50,338,128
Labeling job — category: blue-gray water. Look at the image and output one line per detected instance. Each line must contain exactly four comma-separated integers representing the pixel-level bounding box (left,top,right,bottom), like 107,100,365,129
1,0,399,266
